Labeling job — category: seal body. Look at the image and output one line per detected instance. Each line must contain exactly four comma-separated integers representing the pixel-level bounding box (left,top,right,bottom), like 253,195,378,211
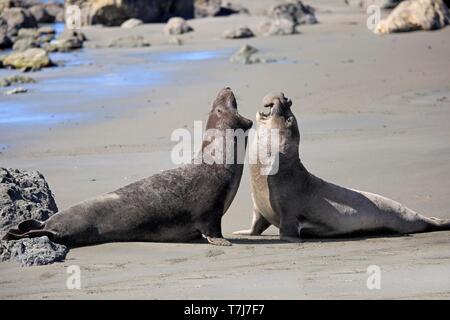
235,93,450,241
5,88,253,247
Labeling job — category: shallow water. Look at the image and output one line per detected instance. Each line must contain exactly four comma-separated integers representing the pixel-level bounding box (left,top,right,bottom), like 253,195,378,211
0,48,231,127
0,100,83,125
153,50,231,62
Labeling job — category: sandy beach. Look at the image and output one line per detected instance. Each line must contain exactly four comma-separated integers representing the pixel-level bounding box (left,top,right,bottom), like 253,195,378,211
1,0,450,299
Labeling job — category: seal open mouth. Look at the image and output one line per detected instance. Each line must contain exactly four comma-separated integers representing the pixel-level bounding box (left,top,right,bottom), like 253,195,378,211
259,104,273,119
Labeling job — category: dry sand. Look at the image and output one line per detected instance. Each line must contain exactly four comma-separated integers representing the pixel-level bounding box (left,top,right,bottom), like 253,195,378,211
1,1,450,299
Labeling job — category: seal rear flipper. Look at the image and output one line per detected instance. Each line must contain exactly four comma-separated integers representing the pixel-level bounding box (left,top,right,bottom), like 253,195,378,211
2,219,56,241
18,219,45,232
426,217,450,232
3,229,58,241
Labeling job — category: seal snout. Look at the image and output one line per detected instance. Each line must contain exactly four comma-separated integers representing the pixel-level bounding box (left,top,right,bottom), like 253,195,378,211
259,92,292,120
213,87,237,110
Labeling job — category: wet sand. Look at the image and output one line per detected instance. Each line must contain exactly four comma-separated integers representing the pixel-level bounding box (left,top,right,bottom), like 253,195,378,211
1,1,450,299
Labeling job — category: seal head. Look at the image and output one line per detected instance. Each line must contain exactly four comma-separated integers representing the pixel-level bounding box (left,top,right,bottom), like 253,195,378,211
206,87,253,131
257,92,299,157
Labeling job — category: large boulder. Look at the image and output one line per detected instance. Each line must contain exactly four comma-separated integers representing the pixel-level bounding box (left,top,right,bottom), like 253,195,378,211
2,47,53,70
375,0,450,34
0,236,68,266
259,18,297,36
65,0,194,26
0,168,58,234
44,2,64,22
267,0,317,25
194,0,248,18
29,4,54,23
0,7,37,33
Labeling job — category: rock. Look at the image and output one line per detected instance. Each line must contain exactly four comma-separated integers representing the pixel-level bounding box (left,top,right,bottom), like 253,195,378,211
0,74,36,86
12,36,39,51
259,18,297,36
163,17,193,35
37,26,55,35
4,86,27,95
223,26,254,39
42,30,85,52
28,4,53,23
167,36,183,45
2,48,53,70
1,7,37,33
267,0,317,25
121,18,143,28
195,0,248,18
60,29,87,42
0,236,68,266
43,2,64,23
65,0,194,26
0,24,12,48
375,0,450,34
230,44,263,64
0,33,12,48
0,168,58,234
17,27,37,38
108,35,150,48
195,0,221,17
221,1,249,15
0,0,14,14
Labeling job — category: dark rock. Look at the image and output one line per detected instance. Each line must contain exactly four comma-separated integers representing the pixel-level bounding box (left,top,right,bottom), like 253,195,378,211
66,0,194,26
1,7,37,33
0,22,12,48
0,168,58,234
29,4,51,23
195,0,248,18
0,236,68,266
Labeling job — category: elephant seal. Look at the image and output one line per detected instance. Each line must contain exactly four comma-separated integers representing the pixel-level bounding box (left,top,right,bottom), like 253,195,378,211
235,92,450,241
4,88,253,247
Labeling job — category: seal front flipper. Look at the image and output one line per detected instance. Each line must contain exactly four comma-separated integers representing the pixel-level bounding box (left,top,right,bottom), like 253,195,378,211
233,208,271,236
279,215,302,243
198,215,232,246
206,236,232,246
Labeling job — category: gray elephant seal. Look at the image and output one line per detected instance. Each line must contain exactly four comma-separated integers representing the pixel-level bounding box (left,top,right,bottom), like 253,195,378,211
235,92,450,241
4,88,253,247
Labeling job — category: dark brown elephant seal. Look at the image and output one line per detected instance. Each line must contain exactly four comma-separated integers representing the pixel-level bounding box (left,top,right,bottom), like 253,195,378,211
235,92,450,241
4,88,253,247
